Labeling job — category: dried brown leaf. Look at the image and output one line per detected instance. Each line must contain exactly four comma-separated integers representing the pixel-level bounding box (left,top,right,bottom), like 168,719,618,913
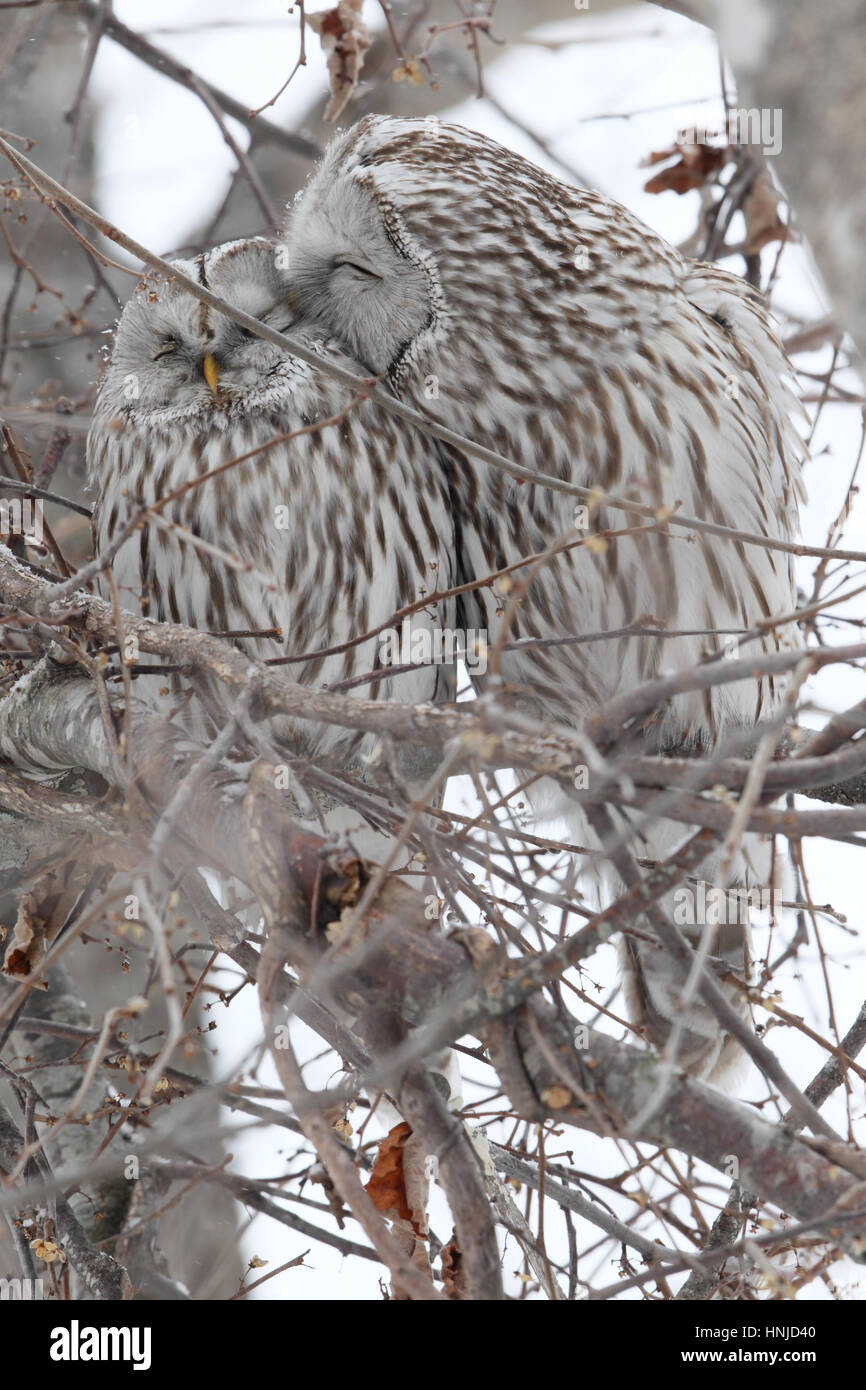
743,171,791,254
366,1122,415,1226
308,0,371,121
440,1229,467,1299
2,856,93,981
642,141,730,195
365,1122,429,1237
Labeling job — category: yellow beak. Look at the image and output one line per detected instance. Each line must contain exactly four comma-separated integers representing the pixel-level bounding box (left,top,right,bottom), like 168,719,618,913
202,353,221,397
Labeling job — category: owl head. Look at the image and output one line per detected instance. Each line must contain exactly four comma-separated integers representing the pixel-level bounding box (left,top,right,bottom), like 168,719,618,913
96,237,304,423
280,116,475,380
281,115,647,389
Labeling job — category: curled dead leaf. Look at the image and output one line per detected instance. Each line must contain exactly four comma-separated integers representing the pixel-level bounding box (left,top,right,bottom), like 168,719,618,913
3,892,50,981
440,1230,467,1299
365,1122,429,1238
308,0,371,121
743,170,791,255
366,1122,415,1226
3,852,111,983
642,141,729,195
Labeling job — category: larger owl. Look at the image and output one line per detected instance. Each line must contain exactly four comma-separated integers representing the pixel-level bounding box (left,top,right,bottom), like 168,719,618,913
281,117,805,1083
87,236,456,804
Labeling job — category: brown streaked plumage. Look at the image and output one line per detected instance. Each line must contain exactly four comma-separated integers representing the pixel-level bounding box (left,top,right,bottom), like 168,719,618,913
282,117,807,1084
87,236,456,774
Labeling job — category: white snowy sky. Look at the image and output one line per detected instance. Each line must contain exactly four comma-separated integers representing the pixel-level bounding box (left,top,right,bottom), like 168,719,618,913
86,1,865,1300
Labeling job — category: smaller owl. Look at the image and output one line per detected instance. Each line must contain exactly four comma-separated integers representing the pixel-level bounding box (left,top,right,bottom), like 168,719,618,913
86,238,465,1120
87,237,456,781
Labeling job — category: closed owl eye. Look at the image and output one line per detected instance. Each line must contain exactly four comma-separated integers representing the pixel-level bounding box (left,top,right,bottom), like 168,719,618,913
153,339,178,361
333,258,382,280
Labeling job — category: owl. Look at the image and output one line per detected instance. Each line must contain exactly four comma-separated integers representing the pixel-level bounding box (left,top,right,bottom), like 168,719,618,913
87,236,457,812
281,117,806,1084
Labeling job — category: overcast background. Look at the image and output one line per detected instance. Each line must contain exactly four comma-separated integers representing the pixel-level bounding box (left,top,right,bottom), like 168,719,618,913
74,1,866,1299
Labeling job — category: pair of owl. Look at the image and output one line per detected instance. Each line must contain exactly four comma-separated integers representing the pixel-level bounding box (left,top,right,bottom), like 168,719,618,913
88,116,804,1086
